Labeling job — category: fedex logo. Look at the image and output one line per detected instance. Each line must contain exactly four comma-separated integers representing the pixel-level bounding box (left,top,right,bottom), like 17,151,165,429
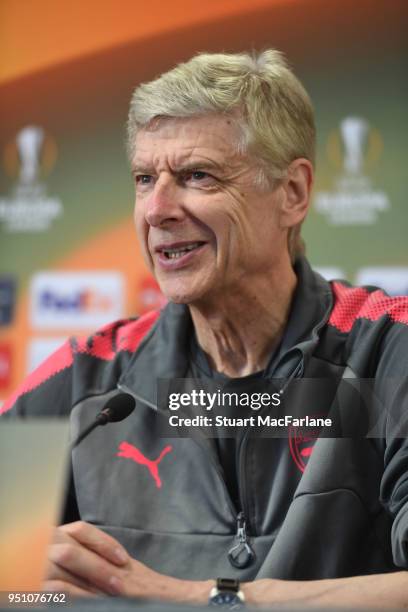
39,289,113,312
30,272,124,330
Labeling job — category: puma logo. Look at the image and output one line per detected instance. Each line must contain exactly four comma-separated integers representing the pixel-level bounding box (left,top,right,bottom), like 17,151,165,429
116,441,173,488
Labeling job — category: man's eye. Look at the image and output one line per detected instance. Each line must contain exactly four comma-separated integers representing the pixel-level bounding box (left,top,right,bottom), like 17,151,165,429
135,174,153,185
190,171,208,180
184,170,215,184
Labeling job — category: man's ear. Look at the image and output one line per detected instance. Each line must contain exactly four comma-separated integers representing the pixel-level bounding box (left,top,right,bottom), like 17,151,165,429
279,158,314,229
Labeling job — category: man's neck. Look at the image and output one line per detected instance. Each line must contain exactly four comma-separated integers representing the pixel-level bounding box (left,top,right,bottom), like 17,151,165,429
189,264,297,378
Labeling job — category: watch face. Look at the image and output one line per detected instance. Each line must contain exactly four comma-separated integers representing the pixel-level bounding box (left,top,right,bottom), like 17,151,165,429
210,592,243,607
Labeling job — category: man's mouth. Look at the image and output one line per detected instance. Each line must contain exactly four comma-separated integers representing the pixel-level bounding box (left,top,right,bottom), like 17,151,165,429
157,242,205,260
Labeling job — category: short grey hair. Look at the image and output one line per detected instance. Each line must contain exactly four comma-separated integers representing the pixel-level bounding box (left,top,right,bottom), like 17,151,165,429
127,49,315,261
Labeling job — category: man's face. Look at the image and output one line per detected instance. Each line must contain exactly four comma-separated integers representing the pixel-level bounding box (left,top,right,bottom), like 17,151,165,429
132,115,288,304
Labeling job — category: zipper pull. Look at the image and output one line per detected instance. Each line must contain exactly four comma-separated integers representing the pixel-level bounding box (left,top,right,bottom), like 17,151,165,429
227,512,255,569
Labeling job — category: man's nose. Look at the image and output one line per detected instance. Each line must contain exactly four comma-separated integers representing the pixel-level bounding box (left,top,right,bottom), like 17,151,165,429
144,177,184,227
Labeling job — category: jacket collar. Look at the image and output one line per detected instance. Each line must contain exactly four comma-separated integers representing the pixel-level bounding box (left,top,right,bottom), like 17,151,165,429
119,301,193,409
119,257,333,409
263,257,333,379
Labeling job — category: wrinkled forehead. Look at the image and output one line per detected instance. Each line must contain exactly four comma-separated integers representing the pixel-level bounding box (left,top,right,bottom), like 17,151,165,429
132,114,245,168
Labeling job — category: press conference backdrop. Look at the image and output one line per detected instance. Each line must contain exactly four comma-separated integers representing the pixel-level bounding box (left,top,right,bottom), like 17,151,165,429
0,0,407,405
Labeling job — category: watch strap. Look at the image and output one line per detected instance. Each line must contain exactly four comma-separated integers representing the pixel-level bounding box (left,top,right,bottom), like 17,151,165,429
216,578,240,592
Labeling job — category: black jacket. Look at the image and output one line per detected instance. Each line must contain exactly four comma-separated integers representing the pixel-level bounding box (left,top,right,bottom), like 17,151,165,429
3,258,408,581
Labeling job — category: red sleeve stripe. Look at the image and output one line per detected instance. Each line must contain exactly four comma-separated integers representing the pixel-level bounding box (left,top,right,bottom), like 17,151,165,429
116,310,161,353
0,341,73,415
329,282,408,333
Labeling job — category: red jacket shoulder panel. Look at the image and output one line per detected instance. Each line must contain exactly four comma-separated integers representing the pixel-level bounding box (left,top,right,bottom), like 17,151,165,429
329,281,408,333
74,311,160,360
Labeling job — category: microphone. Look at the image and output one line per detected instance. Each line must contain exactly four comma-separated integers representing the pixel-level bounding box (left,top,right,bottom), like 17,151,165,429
71,393,136,449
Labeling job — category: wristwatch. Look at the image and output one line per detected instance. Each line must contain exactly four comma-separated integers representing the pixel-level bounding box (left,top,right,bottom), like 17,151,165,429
209,578,245,608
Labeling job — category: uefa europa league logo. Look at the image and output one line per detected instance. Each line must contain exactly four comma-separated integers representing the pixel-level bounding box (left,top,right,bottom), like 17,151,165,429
340,117,368,175
16,125,44,186
0,124,63,232
314,115,389,225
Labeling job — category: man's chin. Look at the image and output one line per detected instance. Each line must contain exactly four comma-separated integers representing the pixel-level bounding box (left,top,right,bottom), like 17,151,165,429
157,275,214,306
160,284,205,306
165,293,196,305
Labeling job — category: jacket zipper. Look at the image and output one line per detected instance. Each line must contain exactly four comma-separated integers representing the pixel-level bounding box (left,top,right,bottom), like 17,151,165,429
227,511,255,569
235,353,304,538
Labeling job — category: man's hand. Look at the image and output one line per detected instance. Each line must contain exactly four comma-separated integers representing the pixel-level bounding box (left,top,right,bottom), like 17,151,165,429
44,521,211,602
44,521,130,597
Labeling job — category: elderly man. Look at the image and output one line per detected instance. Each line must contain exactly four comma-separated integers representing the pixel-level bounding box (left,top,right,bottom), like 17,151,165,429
3,50,408,607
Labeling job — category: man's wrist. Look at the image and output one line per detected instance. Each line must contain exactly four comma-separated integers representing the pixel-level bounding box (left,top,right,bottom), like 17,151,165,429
168,577,215,604
240,578,280,606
